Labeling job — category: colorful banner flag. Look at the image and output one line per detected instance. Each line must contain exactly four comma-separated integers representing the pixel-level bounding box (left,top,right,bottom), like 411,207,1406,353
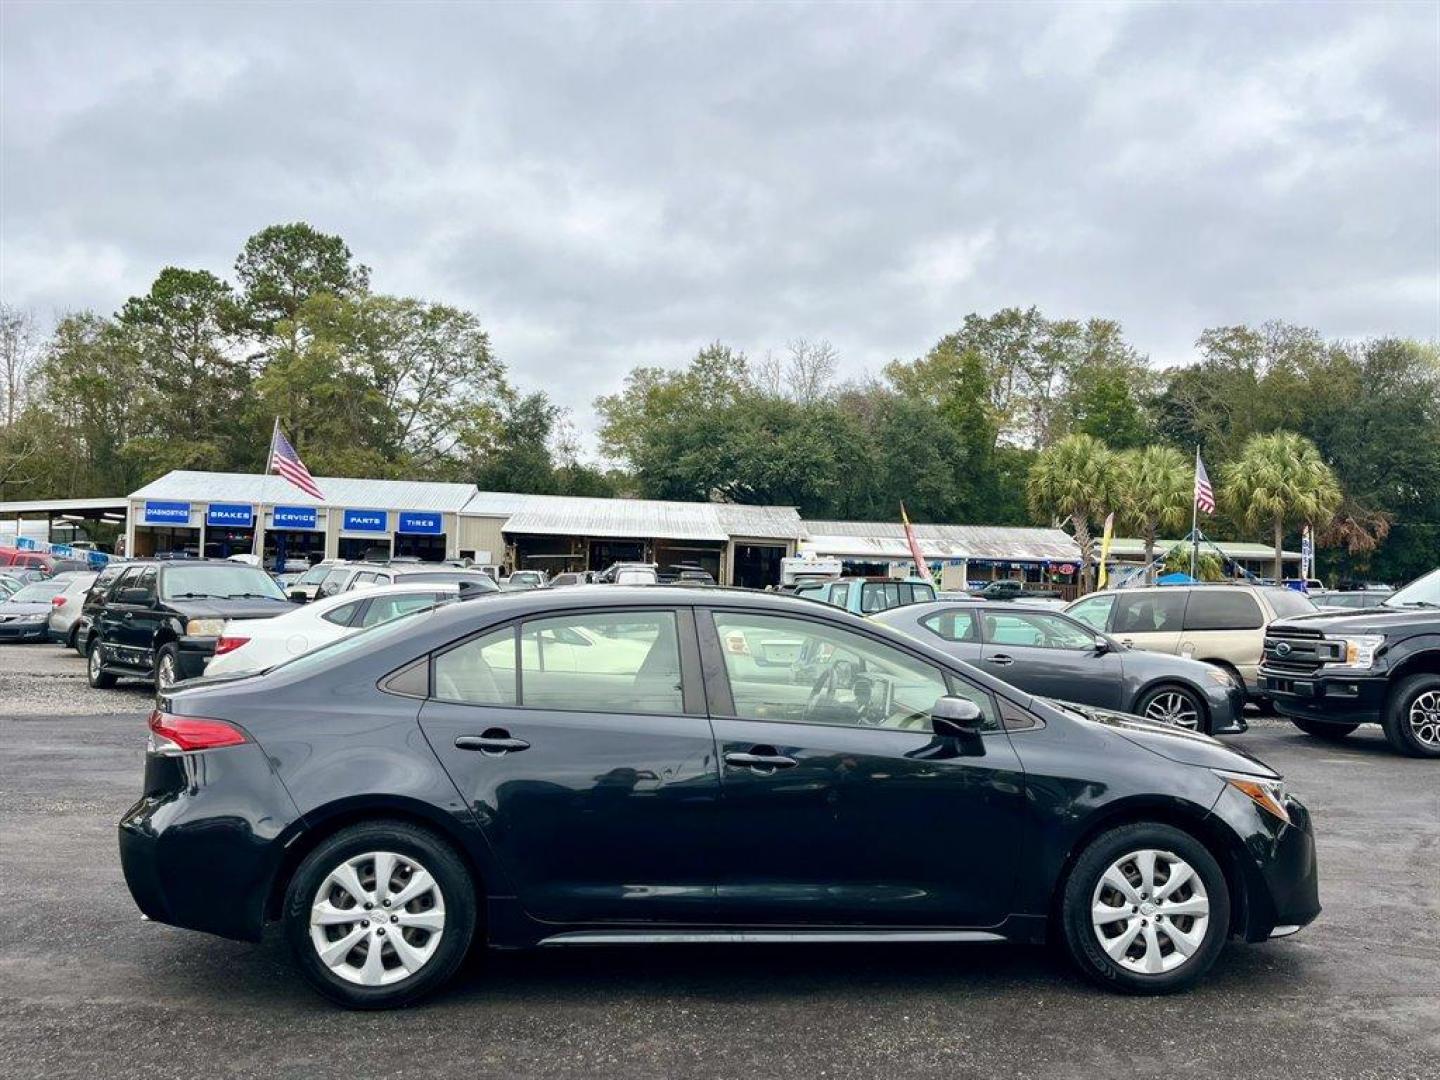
1096,512,1115,590
900,503,935,586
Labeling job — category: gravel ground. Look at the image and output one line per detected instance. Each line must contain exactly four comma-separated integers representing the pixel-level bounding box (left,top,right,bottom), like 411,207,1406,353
1,642,1437,1080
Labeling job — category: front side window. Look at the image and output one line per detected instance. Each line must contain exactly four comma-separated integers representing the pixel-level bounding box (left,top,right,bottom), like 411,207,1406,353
919,608,980,643
1261,587,1317,619
983,611,1096,649
1183,590,1263,631
362,592,446,628
712,612,989,731
135,567,158,603
1112,591,1187,634
1067,594,1115,632
520,611,682,715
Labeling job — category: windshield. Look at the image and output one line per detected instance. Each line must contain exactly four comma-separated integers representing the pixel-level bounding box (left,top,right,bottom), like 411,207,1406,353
1385,568,1440,609
11,581,66,602
160,565,287,601
1262,588,1317,618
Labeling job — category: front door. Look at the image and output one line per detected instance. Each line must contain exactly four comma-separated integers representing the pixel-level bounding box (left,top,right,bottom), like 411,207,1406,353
978,608,1125,709
104,565,161,670
700,608,1027,927
418,607,721,924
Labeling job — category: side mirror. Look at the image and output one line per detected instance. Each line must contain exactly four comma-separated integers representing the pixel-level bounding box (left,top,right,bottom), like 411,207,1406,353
116,587,150,606
931,695,986,738
1093,636,1111,654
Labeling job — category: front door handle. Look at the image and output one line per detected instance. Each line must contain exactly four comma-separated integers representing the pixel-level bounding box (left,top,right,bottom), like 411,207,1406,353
724,749,798,771
984,654,1015,666
1121,639,1135,647
455,729,530,755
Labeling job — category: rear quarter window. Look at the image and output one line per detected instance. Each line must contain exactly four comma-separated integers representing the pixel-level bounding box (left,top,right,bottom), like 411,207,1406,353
1182,590,1263,631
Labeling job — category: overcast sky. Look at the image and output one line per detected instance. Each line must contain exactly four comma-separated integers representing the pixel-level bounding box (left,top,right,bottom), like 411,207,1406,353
3,1,1437,447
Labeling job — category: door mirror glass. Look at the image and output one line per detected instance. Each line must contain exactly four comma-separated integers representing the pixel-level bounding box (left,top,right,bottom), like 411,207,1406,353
116,587,150,605
931,695,985,737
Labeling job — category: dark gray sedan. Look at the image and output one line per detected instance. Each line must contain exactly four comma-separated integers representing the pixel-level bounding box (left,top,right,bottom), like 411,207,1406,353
0,579,69,642
871,600,1246,734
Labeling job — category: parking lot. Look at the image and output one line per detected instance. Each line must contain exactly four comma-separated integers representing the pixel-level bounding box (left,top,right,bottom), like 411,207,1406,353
1,640,1436,1080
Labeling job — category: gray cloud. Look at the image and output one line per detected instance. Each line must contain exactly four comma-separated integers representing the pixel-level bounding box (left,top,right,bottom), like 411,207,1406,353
3,1,1436,447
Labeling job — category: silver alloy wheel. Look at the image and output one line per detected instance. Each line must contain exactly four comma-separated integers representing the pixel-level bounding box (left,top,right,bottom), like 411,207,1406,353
88,644,103,679
1091,848,1210,975
156,653,176,691
1143,690,1200,730
1409,690,1440,747
309,850,446,987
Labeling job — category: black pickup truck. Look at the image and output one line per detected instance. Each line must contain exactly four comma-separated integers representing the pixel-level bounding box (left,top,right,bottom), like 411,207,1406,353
1259,567,1440,757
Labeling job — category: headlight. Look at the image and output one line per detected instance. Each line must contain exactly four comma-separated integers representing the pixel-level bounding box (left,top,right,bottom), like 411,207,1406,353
1327,634,1385,669
185,618,225,636
1214,769,1290,825
1203,666,1237,687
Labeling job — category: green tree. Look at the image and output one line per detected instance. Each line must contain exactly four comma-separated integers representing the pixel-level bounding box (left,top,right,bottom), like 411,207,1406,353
234,222,370,343
1221,431,1342,580
1027,433,1122,590
1118,445,1192,583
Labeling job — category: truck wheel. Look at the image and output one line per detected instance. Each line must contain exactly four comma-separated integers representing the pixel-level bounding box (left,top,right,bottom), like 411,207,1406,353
1290,717,1359,741
1382,673,1440,758
154,644,180,696
87,641,117,689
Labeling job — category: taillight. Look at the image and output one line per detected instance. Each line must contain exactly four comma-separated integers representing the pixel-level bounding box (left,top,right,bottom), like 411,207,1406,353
147,709,248,753
51,596,67,607
214,635,250,655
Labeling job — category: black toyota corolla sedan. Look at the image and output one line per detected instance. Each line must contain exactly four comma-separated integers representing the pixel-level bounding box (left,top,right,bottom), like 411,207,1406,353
119,586,1320,1009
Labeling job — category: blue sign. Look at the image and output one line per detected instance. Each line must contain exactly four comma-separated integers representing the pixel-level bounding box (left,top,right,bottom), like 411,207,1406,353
272,505,319,531
144,501,191,525
342,508,387,533
397,511,444,535
206,503,253,528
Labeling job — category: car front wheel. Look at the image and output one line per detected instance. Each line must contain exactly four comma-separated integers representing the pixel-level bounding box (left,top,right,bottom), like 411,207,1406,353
1061,822,1230,994
154,644,179,695
1136,685,1209,734
87,641,116,689
1382,674,1440,758
284,821,478,1009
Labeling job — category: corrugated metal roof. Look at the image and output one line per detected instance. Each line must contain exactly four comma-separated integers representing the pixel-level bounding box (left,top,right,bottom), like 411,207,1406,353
715,503,808,541
129,471,476,512
462,490,531,517
0,497,129,514
802,520,1080,562
500,494,804,542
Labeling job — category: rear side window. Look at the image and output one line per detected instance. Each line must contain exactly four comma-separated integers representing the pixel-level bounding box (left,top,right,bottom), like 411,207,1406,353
831,582,851,607
434,625,518,705
362,593,445,628
320,600,364,627
520,611,682,715
860,582,901,613
920,608,980,643
912,583,935,602
1183,590,1263,631
1112,592,1186,634
1262,588,1317,619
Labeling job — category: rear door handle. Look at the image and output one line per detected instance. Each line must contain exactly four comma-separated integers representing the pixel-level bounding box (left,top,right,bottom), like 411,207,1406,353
724,750,798,771
455,730,530,755
984,654,1014,666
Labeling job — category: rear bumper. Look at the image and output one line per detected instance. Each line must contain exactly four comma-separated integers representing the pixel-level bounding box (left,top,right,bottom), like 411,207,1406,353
1258,665,1387,724
118,743,300,942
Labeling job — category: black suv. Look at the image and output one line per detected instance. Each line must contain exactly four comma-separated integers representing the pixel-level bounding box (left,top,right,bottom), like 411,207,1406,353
1260,567,1440,757
87,560,297,692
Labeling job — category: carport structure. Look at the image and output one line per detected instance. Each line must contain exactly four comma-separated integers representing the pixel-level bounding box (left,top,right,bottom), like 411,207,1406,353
0,497,130,553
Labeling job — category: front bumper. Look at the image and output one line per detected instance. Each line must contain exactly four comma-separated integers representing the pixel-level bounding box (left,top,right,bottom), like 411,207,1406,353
1258,665,1387,724
1206,681,1249,736
175,634,219,679
0,620,48,642
1209,784,1321,941
118,742,301,942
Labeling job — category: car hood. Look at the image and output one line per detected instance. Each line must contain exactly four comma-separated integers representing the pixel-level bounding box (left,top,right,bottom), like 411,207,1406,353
168,598,300,621
1062,702,1279,778
1273,608,1436,636
0,601,51,617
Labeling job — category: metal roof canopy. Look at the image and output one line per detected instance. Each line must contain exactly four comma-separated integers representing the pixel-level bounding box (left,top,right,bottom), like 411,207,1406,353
0,497,130,515
802,520,1080,562
130,471,476,512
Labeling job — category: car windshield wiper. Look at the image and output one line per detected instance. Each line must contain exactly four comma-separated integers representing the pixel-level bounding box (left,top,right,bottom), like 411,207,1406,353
167,592,224,600
224,592,287,600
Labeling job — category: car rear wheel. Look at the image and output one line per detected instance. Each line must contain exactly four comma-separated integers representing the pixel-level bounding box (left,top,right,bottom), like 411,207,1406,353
86,640,116,689
1290,717,1359,741
1382,674,1440,758
284,821,477,1009
1061,822,1230,994
1136,685,1208,734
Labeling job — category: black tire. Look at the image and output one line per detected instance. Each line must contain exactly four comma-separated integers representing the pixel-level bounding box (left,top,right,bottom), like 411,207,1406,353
283,821,478,1009
1061,822,1230,995
1290,717,1360,741
153,643,179,695
86,639,116,689
74,627,90,657
63,625,78,651
1135,684,1211,735
1381,673,1440,758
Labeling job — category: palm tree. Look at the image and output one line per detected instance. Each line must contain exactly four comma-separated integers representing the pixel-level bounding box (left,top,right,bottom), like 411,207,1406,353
1027,433,1121,592
1221,432,1342,580
1119,446,1192,584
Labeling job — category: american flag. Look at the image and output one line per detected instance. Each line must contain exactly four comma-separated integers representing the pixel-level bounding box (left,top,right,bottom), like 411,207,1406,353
267,422,325,501
1194,451,1215,515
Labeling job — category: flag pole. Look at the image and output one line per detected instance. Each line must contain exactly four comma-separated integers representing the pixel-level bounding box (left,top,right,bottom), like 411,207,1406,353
253,417,278,562
1190,445,1200,580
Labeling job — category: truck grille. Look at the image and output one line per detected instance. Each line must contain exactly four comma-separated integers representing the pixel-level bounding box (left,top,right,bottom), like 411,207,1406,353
1263,627,1342,675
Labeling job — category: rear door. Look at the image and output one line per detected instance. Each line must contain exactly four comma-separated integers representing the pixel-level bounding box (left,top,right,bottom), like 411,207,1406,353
1178,589,1265,681
977,608,1124,708
417,606,721,924
700,606,1027,927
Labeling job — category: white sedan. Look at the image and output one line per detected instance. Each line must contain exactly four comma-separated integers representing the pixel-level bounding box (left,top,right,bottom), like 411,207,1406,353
205,582,462,677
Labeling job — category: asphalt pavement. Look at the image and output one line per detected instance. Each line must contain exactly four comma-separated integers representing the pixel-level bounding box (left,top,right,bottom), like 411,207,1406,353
1,642,1436,1080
